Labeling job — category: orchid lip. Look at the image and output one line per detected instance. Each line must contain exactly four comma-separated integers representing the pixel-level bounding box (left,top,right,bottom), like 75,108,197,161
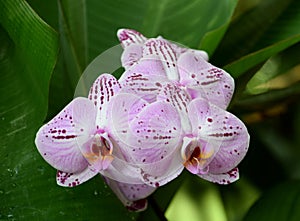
83,132,114,171
183,140,214,175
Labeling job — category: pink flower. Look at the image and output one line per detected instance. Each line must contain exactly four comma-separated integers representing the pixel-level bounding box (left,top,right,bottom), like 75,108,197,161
35,29,250,212
117,29,249,184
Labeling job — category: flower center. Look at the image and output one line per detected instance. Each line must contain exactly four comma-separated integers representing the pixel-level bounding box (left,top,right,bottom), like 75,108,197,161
91,135,111,158
183,145,214,174
83,132,114,171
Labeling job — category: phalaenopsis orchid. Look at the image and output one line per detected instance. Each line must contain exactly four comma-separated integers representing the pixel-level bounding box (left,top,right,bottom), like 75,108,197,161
35,29,249,211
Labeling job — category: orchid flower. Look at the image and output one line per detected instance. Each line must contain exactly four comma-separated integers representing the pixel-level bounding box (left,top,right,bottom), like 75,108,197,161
117,28,234,109
35,29,250,212
35,74,183,211
35,74,158,210
117,29,249,184
35,74,121,187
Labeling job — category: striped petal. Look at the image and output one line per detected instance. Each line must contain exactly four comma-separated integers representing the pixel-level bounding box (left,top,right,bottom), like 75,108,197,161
117,28,147,48
142,39,179,81
88,74,121,126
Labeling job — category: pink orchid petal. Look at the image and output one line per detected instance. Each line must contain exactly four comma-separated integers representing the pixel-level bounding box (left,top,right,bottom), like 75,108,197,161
142,39,179,81
178,51,234,109
102,142,183,187
56,166,99,187
101,160,142,184
106,93,149,146
88,74,121,126
104,177,156,212
119,70,168,103
127,101,181,159
187,98,250,174
189,49,209,61
124,101,183,187
159,36,208,61
119,56,169,82
157,83,191,133
121,44,143,69
198,168,239,185
117,29,147,48
135,147,184,187
35,97,96,173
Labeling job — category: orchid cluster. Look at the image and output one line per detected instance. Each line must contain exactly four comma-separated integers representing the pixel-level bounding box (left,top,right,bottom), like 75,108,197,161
35,29,250,211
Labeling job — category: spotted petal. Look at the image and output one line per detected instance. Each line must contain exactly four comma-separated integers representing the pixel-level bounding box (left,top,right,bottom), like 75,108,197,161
159,36,209,61
157,83,191,133
88,74,121,126
198,168,239,185
119,70,168,103
125,101,183,186
178,51,234,109
56,167,99,187
35,97,96,173
104,177,156,212
126,101,181,160
119,54,169,82
106,93,149,146
187,98,250,174
142,39,179,81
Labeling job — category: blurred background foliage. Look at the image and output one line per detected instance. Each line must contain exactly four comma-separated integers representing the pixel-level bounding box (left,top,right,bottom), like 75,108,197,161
1,0,300,220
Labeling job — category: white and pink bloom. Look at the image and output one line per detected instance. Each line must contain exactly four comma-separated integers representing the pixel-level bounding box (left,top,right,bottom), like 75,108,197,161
35,29,249,211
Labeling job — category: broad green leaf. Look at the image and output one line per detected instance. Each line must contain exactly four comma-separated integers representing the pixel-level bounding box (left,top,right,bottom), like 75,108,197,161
220,179,260,221
0,0,58,219
0,1,137,221
141,0,238,55
225,35,300,78
58,0,88,89
244,181,300,221
164,175,259,221
47,0,89,119
86,0,238,60
165,177,227,221
245,43,300,94
137,171,189,221
235,81,300,111
221,0,300,78
213,0,293,66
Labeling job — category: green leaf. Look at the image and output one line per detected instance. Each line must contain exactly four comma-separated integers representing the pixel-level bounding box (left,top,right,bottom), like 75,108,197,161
141,0,238,55
46,0,89,119
58,0,88,89
244,181,300,221
245,44,300,95
221,0,300,78
225,34,300,78
85,0,238,60
0,0,58,219
0,1,137,221
213,0,293,66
